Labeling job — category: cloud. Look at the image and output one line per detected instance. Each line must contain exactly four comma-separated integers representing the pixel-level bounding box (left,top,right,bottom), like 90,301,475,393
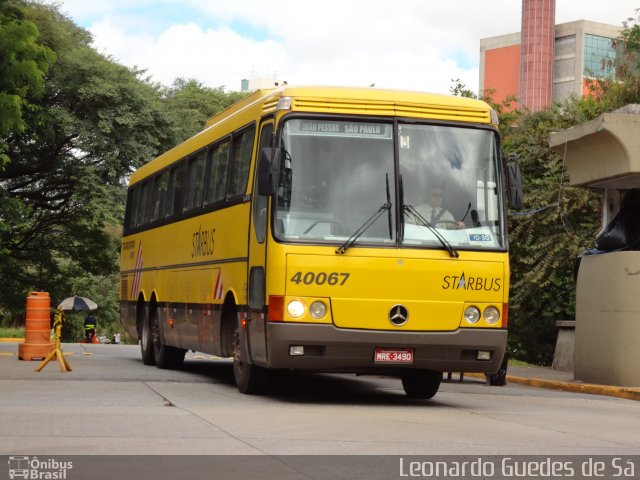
89,17,478,94
59,0,636,94
85,8,481,94
286,48,478,94
89,19,288,90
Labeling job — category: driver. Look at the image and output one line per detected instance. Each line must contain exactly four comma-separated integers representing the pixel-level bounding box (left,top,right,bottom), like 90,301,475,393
415,184,465,230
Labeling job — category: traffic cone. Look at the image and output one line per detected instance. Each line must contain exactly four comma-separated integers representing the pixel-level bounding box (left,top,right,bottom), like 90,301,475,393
18,292,53,361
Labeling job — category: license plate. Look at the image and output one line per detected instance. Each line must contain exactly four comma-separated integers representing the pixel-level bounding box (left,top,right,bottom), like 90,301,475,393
374,348,414,364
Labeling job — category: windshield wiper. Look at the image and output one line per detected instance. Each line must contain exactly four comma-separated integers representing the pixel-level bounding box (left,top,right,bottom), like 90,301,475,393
385,172,393,240
403,204,459,258
336,175,392,255
335,203,391,254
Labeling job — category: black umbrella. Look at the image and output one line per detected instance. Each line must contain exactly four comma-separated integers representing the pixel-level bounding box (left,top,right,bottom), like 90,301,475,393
57,296,98,311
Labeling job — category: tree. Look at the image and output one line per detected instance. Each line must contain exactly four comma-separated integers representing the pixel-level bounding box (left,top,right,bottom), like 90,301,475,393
503,98,603,364
449,83,609,364
449,78,477,98
0,2,172,321
504,10,640,364
162,78,247,142
0,0,54,168
592,10,640,111
0,2,251,327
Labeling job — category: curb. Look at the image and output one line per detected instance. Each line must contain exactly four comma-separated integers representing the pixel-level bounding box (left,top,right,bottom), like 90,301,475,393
0,338,24,343
505,375,640,401
466,372,640,401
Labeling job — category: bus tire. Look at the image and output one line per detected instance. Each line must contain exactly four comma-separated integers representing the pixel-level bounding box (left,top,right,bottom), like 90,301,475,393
148,300,185,369
154,342,185,369
140,303,155,366
233,325,268,394
486,352,509,386
401,369,442,399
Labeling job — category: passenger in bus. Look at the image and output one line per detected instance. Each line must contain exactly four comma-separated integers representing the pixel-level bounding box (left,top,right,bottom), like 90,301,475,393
415,184,465,229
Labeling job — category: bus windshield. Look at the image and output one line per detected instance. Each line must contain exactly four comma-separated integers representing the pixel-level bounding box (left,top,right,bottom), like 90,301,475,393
399,123,504,250
275,118,504,251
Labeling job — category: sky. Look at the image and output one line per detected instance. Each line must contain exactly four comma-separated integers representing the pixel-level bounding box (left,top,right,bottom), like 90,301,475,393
53,0,636,95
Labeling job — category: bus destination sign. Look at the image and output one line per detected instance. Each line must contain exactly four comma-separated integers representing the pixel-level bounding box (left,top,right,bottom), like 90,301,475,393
290,120,392,139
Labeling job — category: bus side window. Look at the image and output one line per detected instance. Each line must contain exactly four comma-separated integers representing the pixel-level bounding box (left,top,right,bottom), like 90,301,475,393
132,184,142,227
184,150,206,211
136,180,150,227
204,140,229,205
228,126,256,198
125,186,140,230
166,161,186,218
151,170,169,222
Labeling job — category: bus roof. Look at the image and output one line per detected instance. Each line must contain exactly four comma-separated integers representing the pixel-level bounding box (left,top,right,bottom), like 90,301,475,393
129,86,494,186
204,86,494,128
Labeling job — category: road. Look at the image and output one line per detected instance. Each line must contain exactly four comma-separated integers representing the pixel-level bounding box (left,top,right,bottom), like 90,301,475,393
1,342,639,459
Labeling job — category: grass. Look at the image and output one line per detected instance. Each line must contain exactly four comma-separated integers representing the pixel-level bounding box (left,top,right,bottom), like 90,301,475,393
0,322,135,344
508,358,535,367
0,327,25,338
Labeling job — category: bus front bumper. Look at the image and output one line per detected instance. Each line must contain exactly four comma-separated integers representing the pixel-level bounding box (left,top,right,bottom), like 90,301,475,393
264,322,507,374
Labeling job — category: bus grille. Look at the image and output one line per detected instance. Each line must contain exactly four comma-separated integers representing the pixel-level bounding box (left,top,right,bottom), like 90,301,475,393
291,97,490,123
262,98,280,115
120,276,128,301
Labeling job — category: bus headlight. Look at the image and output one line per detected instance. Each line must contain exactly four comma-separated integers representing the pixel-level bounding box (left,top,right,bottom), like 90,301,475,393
309,301,327,319
287,300,306,318
464,306,481,324
483,306,500,325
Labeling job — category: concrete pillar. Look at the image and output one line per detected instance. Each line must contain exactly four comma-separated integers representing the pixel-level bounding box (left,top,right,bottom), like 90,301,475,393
520,0,556,111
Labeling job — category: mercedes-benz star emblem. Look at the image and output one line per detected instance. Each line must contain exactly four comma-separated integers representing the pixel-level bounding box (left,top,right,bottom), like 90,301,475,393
389,304,409,326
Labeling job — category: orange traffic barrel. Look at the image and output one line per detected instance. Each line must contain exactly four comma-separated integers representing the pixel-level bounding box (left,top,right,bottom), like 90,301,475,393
18,292,53,360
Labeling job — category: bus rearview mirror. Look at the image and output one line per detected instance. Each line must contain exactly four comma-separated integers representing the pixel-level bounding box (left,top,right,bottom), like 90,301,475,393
505,161,523,211
258,147,278,196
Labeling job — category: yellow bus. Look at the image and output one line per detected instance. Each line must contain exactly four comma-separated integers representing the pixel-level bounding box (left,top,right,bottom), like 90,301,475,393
120,86,519,399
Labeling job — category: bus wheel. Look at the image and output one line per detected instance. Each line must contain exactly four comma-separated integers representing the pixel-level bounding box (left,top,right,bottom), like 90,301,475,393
233,326,268,394
401,369,442,399
486,352,509,386
149,301,185,369
140,303,155,366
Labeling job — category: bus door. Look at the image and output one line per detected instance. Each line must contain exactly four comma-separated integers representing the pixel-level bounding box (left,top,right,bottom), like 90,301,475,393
246,120,274,364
